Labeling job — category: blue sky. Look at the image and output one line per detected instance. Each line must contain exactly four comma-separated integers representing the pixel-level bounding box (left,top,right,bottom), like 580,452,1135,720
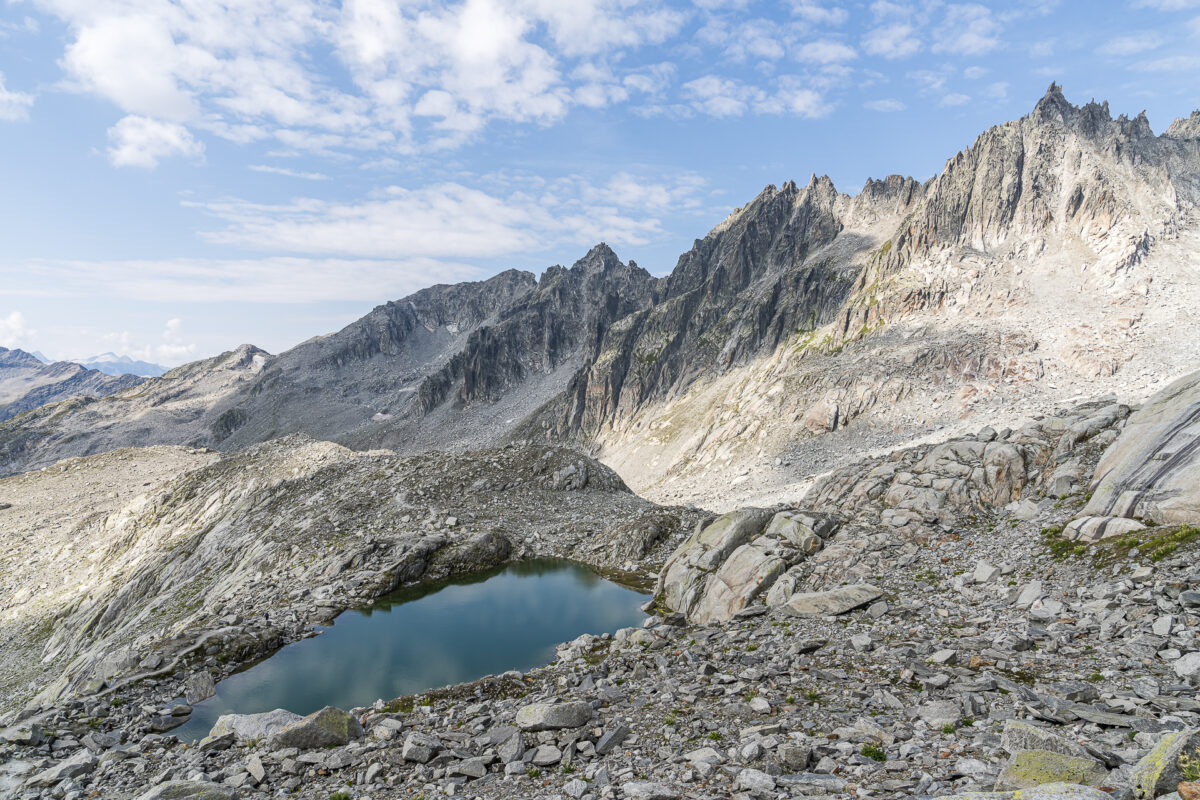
1,0,1199,366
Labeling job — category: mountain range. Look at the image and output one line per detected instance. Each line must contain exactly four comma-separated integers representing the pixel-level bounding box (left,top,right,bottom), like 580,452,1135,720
2,84,1199,507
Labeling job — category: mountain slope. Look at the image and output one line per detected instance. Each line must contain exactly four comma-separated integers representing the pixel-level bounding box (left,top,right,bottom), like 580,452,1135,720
0,348,144,423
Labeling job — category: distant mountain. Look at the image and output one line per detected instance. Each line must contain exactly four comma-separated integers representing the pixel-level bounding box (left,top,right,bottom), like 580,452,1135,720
0,347,145,423
3,84,1200,496
29,351,50,364
78,353,167,378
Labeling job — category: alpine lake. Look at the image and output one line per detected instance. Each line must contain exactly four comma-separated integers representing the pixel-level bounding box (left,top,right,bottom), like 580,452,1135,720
172,558,649,742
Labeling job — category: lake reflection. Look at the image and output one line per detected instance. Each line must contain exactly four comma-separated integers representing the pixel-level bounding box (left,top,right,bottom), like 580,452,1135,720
173,559,647,741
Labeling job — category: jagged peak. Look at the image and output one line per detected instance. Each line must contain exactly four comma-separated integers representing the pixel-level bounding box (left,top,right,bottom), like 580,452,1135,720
1166,109,1200,139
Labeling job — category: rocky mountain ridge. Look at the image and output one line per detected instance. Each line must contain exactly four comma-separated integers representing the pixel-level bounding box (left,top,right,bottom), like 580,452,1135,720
0,348,143,423
3,86,1199,505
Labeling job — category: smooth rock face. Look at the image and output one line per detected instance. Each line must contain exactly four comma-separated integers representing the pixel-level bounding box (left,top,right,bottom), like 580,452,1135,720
1082,369,1200,526
783,584,884,617
1063,515,1147,542
209,709,302,742
515,701,593,731
134,782,236,800
266,706,363,749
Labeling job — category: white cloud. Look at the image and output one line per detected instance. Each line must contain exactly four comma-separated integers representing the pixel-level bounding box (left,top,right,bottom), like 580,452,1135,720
1133,0,1200,8
1135,54,1200,70
33,0,692,159
1190,15,1200,34
963,65,987,79
796,39,858,63
0,312,36,350
682,75,829,118
249,164,330,180
190,169,714,259
789,1,849,25
0,73,34,121
864,98,905,112
107,115,205,168
932,4,1001,55
861,23,921,58
1098,32,1164,55
985,81,1009,100
940,92,971,106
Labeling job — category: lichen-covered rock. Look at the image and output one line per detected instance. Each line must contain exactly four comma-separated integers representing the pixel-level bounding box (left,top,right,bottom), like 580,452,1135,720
995,750,1108,790
266,706,363,749
1128,728,1200,799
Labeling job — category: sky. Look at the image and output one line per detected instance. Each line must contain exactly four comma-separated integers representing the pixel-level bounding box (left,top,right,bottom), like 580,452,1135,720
1,0,1199,367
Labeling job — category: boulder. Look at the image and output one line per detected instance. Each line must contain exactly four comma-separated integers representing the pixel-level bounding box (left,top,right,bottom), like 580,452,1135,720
691,543,786,623
27,750,97,787
1129,728,1200,798
515,701,592,731
1174,653,1200,683
184,671,216,704
134,782,236,800
1082,369,1200,526
401,732,440,763
1001,720,1090,759
266,706,363,749
783,584,884,617
621,782,679,800
210,709,302,742
995,750,1108,790
0,721,43,747
938,785,1116,800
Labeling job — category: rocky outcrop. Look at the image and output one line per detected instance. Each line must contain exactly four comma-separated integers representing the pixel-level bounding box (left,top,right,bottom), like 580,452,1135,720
0,347,142,422
1078,369,1200,527
656,508,840,623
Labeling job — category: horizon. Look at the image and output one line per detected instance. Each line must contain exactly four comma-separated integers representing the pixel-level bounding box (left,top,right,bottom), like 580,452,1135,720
2,0,1199,367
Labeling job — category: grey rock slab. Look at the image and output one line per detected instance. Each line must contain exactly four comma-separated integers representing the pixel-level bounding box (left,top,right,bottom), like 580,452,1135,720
621,781,679,799
530,744,562,766
134,781,236,800
27,750,97,787
210,709,302,743
401,732,441,763
782,583,884,616
514,700,592,731
595,723,630,755
919,700,961,728
1001,720,1090,758
1174,652,1200,683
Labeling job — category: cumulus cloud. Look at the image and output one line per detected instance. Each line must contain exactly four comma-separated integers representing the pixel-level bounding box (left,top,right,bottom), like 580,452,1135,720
796,39,858,63
107,116,205,168
32,0,694,159
932,4,1001,55
0,73,34,121
0,311,36,350
682,75,829,118
861,23,921,58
